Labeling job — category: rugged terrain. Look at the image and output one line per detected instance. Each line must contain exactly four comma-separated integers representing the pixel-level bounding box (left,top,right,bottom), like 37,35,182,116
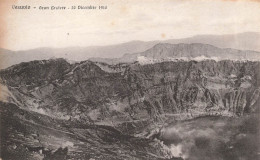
0,43,260,159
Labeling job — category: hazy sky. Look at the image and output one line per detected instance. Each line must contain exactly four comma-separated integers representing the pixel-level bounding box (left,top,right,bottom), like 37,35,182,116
1,0,260,50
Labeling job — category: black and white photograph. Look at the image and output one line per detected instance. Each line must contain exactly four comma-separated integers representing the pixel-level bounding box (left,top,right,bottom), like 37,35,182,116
0,0,260,159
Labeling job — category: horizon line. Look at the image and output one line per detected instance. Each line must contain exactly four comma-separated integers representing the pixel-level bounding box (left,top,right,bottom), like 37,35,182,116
1,31,259,52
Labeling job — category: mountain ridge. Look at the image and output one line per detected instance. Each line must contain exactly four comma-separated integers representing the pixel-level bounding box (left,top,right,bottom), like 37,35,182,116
91,43,260,64
1,32,260,69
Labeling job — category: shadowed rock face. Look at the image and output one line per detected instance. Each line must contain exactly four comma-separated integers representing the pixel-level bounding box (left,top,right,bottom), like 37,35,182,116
0,59,259,125
0,57,259,159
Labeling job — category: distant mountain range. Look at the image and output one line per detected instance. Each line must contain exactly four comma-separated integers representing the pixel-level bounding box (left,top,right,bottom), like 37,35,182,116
0,32,260,69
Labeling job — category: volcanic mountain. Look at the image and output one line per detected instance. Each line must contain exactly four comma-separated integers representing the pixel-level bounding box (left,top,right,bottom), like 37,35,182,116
0,43,260,159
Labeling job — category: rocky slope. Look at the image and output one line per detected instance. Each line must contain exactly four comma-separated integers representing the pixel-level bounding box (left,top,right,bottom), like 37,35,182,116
0,101,177,160
1,58,259,130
